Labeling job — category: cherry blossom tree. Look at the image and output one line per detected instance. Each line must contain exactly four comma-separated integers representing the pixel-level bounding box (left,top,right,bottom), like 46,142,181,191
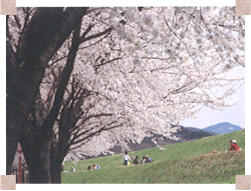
64,6,244,159
6,7,244,183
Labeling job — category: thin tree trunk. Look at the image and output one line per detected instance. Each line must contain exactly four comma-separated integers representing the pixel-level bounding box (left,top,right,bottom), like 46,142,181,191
50,145,66,184
50,133,70,184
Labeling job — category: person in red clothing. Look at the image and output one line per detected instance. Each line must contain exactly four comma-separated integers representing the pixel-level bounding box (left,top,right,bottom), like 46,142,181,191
229,140,240,151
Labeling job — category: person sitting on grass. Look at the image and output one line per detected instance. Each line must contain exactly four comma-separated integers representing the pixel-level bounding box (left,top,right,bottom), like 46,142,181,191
140,156,147,164
148,156,153,163
229,140,240,151
93,164,97,169
133,155,139,165
122,152,131,166
145,155,149,163
87,165,91,171
71,167,76,172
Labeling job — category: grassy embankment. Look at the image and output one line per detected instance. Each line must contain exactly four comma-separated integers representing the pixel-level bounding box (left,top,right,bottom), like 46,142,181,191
62,129,245,184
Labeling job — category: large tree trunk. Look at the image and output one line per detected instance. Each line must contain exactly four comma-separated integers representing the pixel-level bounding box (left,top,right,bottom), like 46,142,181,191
26,140,52,183
6,7,88,175
19,17,82,183
20,123,53,183
50,163,62,183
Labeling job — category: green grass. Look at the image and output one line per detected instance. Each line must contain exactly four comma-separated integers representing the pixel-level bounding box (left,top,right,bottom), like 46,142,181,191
61,129,245,184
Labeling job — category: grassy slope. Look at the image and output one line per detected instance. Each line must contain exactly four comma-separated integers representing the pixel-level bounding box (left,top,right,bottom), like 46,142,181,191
62,129,245,184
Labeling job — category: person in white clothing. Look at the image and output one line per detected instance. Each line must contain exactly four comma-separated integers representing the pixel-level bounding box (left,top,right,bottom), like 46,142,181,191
122,152,130,166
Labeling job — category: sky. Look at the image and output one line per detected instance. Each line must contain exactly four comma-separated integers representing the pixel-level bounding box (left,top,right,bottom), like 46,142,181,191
181,66,245,129
181,84,245,129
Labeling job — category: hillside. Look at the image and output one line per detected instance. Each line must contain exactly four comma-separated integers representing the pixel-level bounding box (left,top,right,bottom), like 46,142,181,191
203,122,243,134
61,129,245,184
107,125,215,155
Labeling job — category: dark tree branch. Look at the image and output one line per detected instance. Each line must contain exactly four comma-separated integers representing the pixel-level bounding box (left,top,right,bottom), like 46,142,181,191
69,121,127,150
80,27,112,43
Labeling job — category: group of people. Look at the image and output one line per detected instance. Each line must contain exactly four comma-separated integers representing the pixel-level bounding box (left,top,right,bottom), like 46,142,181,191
122,152,153,166
66,139,242,173
87,164,100,171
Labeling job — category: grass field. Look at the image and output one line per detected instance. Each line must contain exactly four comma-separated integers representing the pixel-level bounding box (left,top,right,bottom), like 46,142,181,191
61,129,245,184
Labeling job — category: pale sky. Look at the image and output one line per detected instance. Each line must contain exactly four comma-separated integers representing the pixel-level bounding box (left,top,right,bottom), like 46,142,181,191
181,67,245,129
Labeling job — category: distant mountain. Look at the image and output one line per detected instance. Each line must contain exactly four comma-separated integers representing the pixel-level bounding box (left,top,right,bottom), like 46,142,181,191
109,125,215,154
203,122,243,134
175,126,216,140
